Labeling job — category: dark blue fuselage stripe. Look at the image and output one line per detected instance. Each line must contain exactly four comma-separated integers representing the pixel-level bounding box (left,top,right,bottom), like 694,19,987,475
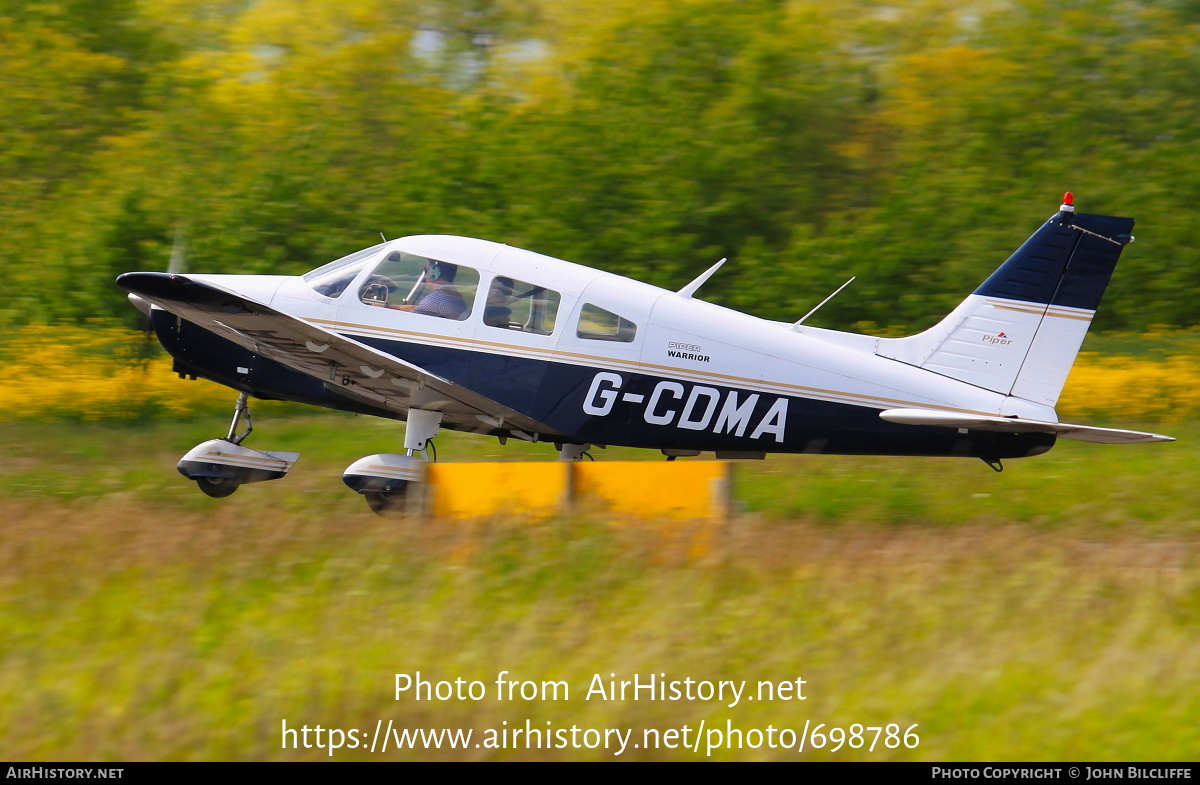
354,334,1055,459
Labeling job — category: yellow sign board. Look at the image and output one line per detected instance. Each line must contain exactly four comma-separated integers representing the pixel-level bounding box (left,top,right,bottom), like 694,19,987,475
422,461,730,521
572,461,730,520
425,462,570,520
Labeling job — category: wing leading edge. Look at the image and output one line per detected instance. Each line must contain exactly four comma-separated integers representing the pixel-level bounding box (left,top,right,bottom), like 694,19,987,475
116,272,559,438
879,408,1174,444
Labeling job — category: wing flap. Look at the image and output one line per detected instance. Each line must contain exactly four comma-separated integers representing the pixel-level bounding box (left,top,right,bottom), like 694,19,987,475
879,408,1175,444
117,272,556,436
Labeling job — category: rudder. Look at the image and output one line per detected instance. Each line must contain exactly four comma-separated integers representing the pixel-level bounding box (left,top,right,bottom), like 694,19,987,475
876,196,1134,407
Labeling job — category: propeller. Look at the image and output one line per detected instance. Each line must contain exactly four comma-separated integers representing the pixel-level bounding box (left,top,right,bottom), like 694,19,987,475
131,222,187,329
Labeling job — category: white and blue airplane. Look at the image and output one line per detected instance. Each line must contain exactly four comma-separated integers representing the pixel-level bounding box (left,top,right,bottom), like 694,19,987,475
118,193,1173,513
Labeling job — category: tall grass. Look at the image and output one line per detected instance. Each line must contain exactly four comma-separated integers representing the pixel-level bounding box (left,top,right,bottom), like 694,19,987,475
0,496,1196,761
0,419,1197,761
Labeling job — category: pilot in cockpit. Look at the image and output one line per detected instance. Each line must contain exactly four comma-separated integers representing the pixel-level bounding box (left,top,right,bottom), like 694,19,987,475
365,260,466,320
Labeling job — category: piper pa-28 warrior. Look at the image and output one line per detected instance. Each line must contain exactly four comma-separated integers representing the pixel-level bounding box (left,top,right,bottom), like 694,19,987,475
118,193,1173,513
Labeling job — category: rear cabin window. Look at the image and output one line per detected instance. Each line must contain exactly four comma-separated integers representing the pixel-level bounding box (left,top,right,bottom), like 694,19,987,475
576,303,637,342
359,251,479,321
483,276,561,335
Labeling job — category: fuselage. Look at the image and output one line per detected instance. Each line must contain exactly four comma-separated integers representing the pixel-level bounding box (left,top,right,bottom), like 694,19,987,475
150,235,1057,460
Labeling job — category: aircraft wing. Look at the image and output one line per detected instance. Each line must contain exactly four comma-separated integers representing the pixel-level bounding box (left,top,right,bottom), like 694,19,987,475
878,409,1174,444
117,273,558,437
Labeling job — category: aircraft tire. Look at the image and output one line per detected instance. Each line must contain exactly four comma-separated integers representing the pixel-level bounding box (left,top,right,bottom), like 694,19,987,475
364,489,405,515
195,476,240,498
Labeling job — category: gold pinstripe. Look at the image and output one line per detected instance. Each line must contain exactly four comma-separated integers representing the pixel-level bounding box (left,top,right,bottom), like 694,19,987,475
357,464,422,480
983,298,1095,322
198,451,293,471
202,449,293,466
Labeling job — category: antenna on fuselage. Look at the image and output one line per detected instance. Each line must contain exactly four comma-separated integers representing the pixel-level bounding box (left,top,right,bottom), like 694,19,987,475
792,276,856,330
676,258,727,299
379,231,388,242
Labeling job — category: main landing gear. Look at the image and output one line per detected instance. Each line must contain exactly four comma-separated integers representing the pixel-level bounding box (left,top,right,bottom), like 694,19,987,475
177,393,300,498
342,408,443,516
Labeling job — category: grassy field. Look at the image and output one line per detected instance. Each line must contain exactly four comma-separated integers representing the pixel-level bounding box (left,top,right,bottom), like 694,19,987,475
1,414,1197,761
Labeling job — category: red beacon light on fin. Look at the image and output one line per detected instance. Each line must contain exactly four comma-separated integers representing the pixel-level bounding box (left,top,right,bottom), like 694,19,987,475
1060,191,1075,213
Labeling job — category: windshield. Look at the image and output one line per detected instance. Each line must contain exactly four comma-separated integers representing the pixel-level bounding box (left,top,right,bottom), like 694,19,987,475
303,242,387,298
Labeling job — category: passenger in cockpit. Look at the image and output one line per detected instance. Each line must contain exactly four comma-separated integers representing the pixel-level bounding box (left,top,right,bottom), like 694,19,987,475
483,276,516,327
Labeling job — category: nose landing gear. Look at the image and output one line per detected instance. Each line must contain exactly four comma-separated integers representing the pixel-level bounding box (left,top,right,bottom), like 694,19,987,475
177,393,300,497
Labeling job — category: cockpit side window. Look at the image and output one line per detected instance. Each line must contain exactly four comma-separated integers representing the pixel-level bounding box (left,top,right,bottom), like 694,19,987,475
303,242,387,298
358,251,479,321
576,303,637,342
483,276,561,335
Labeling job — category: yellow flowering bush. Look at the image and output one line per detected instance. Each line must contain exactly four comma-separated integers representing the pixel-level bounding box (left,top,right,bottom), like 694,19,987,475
0,324,232,421
1059,353,1200,424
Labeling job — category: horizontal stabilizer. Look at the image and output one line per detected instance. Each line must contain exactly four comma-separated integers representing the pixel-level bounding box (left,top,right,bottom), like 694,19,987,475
879,408,1175,444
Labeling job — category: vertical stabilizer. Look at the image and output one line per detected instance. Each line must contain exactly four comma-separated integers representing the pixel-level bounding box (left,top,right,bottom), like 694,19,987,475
876,196,1134,407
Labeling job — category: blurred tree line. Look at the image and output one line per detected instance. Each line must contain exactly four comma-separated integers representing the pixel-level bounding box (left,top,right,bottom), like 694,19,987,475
1,0,1198,332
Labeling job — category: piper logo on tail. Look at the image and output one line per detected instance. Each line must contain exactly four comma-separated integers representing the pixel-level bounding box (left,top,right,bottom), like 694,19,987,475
982,332,1013,345
582,372,788,442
